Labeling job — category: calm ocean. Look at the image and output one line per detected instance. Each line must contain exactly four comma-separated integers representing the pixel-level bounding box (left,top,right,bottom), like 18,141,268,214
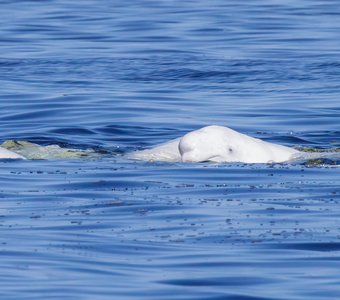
0,0,339,299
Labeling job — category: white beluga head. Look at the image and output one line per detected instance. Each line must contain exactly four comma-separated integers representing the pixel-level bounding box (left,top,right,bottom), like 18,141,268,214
179,126,237,162
126,125,303,163
178,125,300,163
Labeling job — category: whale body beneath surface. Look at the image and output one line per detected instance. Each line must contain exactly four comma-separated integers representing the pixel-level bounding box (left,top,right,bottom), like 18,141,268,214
0,146,26,159
1,125,337,164
129,125,301,163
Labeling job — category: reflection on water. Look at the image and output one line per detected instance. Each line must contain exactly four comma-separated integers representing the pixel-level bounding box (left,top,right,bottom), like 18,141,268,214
0,0,339,299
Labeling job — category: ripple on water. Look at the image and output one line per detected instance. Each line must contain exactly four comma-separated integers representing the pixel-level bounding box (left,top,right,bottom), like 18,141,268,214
0,0,340,299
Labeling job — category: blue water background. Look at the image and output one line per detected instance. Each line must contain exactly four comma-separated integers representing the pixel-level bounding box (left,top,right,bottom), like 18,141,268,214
0,1,339,299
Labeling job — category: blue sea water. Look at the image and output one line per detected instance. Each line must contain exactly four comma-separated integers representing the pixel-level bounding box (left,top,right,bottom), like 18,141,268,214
0,0,339,299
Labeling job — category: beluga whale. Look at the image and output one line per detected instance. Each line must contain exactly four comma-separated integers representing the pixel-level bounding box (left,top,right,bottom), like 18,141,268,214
1,125,337,164
129,125,301,163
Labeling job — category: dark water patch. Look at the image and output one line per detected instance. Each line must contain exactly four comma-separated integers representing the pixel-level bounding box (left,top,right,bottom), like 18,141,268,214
266,242,340,252
50,127,96,136
160,276,273,287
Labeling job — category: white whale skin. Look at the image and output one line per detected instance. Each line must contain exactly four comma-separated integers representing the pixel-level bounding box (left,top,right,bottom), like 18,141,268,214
130,125,301,164
0,146,26,159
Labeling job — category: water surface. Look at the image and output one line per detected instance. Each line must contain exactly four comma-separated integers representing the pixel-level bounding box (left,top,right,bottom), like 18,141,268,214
0,0,339,299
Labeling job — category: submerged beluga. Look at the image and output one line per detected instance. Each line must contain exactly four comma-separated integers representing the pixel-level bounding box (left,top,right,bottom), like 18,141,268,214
0,146,26,159
129,125,301,163
1,125,337,164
